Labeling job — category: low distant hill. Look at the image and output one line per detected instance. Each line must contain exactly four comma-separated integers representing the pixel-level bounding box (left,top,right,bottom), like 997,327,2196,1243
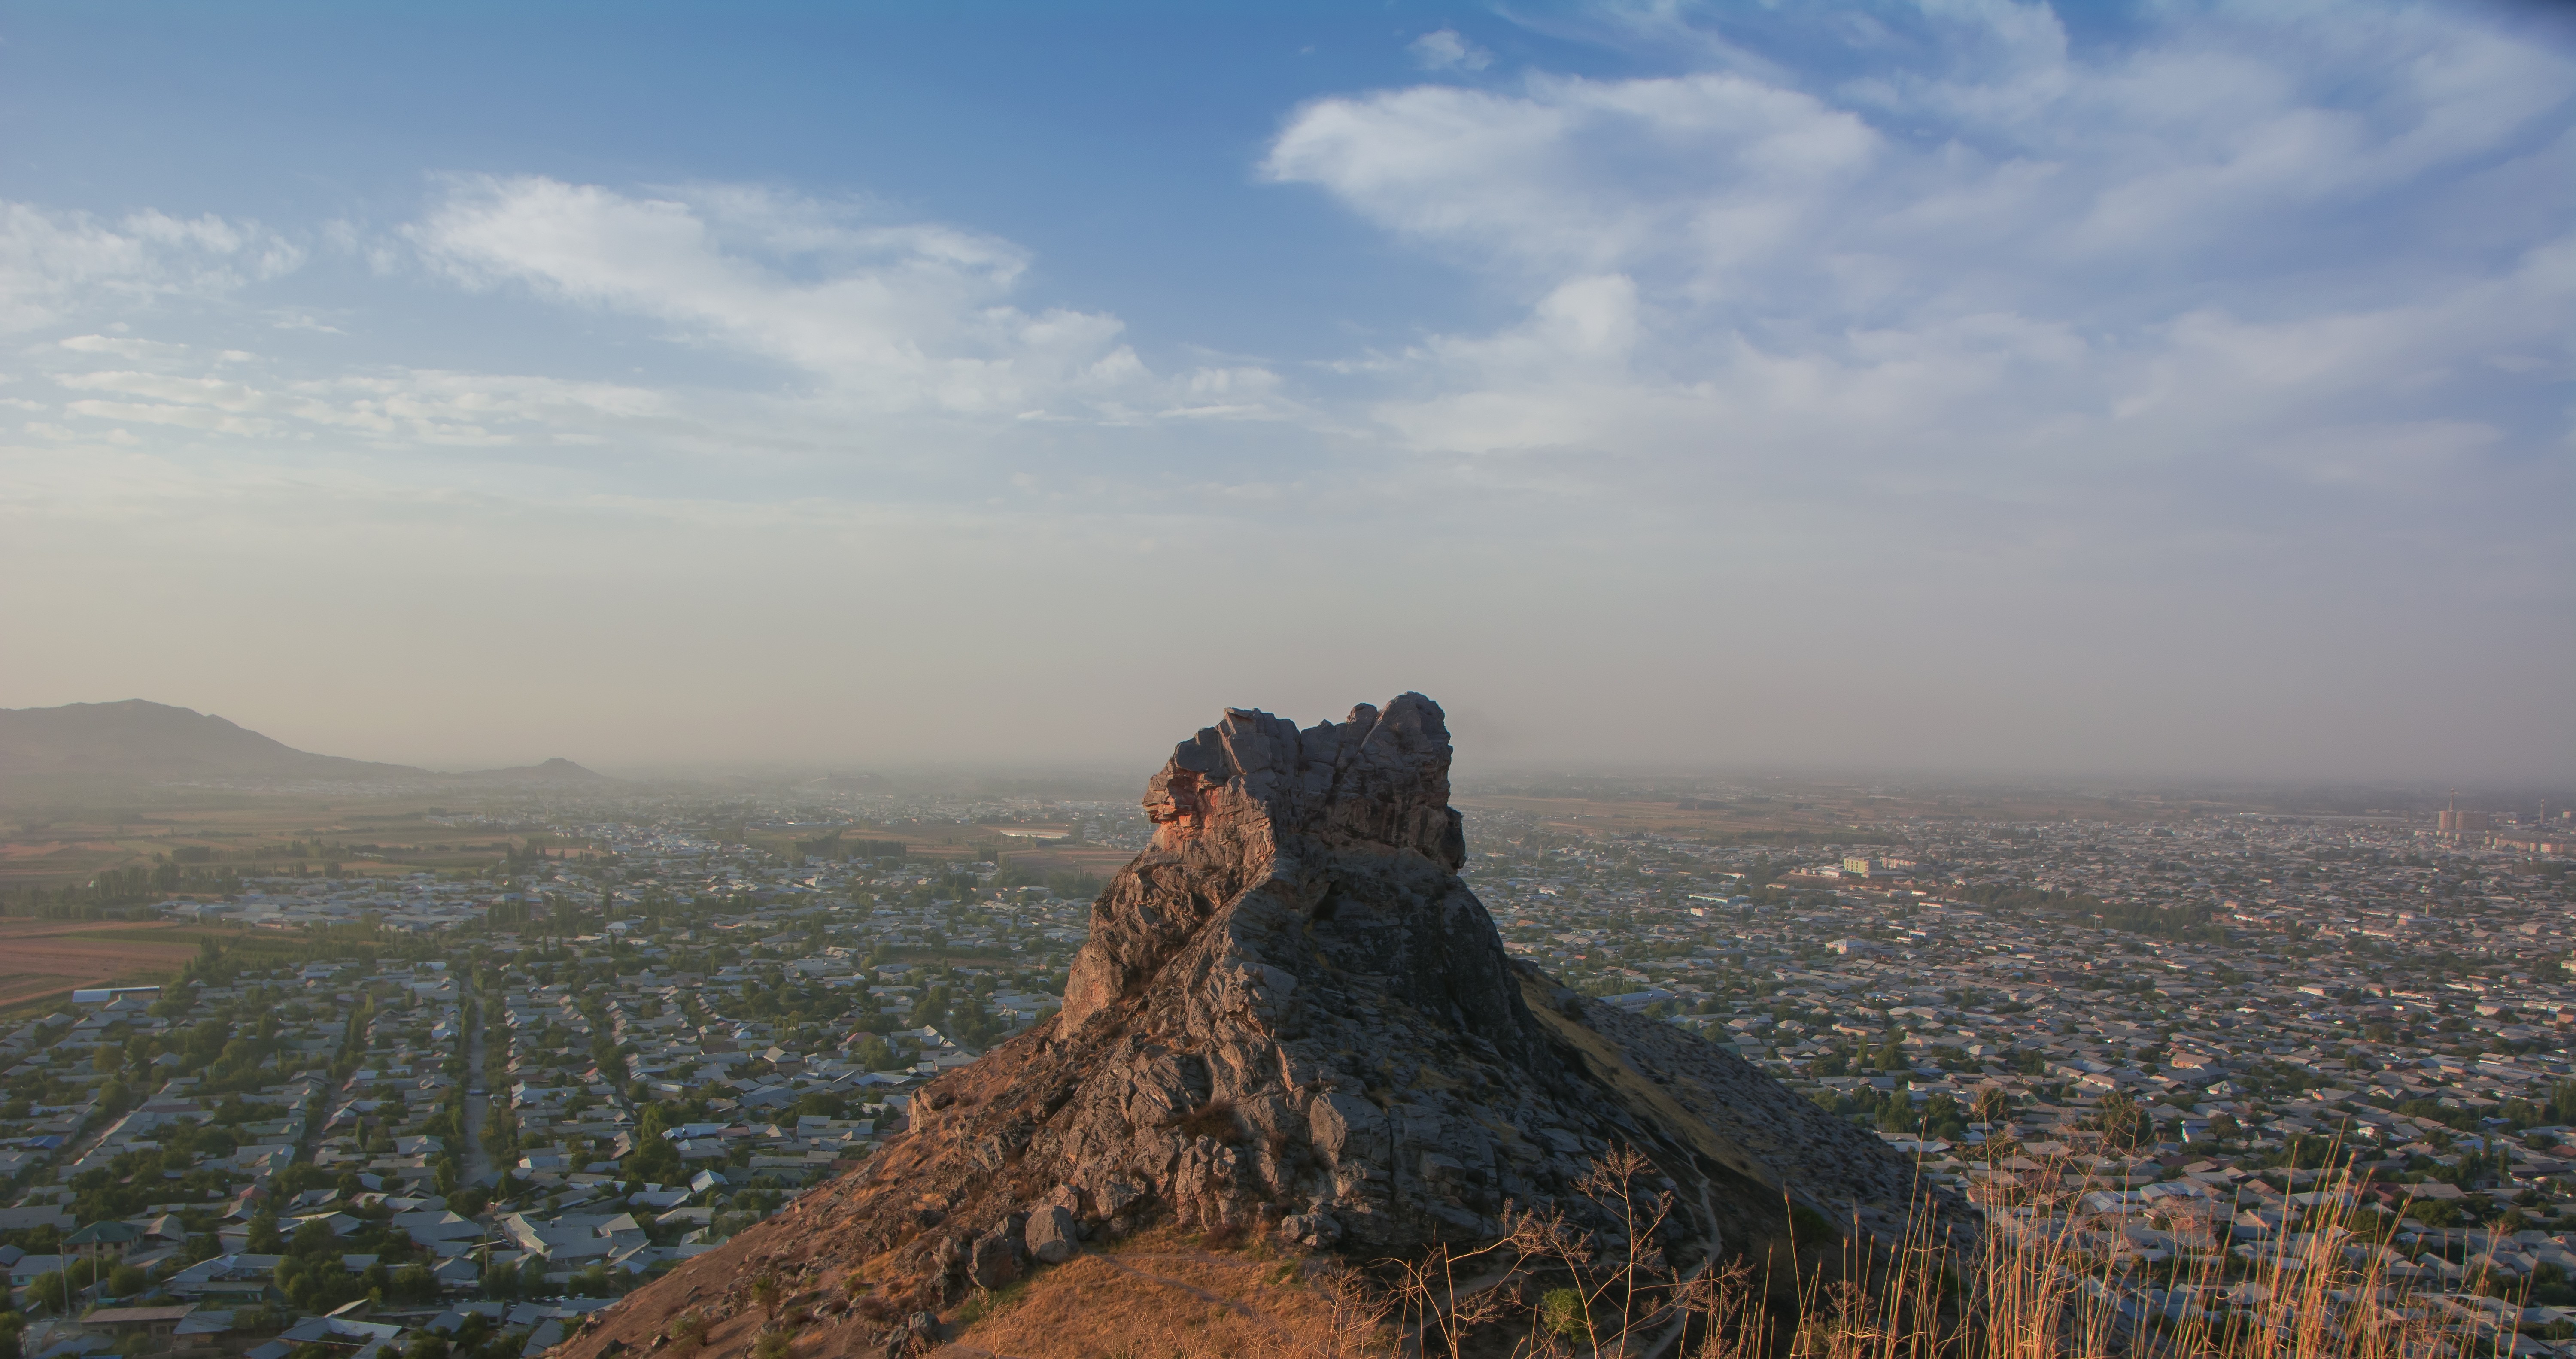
0,700,605,788
471,756,609,784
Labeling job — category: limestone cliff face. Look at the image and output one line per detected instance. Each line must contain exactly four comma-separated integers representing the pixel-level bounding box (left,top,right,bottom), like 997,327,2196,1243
557,695,1954,1356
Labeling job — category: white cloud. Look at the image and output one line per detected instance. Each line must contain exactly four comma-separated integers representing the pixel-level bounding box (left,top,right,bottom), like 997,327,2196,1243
1267,1,2573,510
0,202,302,332
60,334,193,360
1267,71,1878,291
407,175,1225,421
1278,6,2573,307
1409,29,1492,72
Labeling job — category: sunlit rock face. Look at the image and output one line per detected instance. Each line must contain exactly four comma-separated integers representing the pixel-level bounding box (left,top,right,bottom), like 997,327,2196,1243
552,694,1960,1357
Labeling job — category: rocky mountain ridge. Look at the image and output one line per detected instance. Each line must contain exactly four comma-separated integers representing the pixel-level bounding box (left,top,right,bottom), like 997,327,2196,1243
559,694,1962,1359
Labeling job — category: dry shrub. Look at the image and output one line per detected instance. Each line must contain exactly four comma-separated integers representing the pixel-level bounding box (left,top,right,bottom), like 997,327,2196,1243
852,1295,896,1324
1202,1219,1251,1251
1170,1098,1242,1143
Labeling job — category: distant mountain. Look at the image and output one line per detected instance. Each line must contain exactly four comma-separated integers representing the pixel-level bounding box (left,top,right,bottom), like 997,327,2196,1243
0,700,605,788
472,756,608,783
0,700,424,783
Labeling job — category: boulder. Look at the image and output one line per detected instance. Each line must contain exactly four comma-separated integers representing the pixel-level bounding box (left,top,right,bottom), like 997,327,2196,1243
1024,1205,1078,1265
967,1230,1021,1289
1278,1212,1341,1249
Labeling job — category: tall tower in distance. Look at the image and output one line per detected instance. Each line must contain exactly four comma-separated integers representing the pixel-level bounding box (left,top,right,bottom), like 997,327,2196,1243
2437,789,2491,840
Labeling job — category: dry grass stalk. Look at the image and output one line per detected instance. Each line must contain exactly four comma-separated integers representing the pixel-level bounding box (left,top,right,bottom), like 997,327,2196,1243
1753,1151,2496,1359
932,1154,2516,1359
1171,1099,1244,1143
1366,1149,2506,1359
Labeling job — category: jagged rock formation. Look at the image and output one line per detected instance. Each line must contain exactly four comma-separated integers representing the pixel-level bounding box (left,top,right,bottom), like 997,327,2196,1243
560,695,1958,1358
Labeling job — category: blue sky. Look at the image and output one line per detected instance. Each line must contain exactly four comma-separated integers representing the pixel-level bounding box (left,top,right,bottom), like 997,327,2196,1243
2,0,2569,779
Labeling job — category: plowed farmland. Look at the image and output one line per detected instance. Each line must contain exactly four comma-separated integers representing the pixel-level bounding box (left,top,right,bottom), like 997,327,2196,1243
0,920,200,1011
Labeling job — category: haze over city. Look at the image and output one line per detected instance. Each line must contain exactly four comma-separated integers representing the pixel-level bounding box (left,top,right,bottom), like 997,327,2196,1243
3,1,2570,780
9,9,2576,1358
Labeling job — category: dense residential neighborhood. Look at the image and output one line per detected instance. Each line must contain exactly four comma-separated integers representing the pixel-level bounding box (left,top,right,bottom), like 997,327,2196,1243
0,784,2571,1356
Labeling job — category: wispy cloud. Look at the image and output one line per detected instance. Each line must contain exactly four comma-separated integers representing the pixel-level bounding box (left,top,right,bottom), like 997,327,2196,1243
0,202,303,332
1409,29,1492,72
1262,0,2573,510
405,175,1293,424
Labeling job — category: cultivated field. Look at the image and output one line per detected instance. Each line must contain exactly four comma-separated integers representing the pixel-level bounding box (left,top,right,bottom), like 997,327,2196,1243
0,796,540,893
0,919,204,1012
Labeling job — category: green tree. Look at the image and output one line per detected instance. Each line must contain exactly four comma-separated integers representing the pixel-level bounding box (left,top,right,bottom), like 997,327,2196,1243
627,1104,684,1185
389,1265,438,1304
2549,1080,2576,1127
1918,1092,1967,1140
290,1220,335,1258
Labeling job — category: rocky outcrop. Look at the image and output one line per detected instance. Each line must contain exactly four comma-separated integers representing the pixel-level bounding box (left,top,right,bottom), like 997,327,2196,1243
556,695,1961,1359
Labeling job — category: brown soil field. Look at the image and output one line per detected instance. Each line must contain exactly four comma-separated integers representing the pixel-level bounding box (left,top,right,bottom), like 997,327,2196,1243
0,795,529,891
0,837,133,888
993,846,1132,878
0,919,204,1011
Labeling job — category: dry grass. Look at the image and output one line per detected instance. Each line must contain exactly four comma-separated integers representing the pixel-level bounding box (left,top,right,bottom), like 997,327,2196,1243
935,1227,1389,1359
941,1155,2510,1359
1579,1152,2488,1359
1169,1099,1244,1144
1905,1156,2490,1359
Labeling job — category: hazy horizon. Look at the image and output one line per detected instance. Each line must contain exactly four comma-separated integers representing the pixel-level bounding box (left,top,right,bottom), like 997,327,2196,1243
3,2,2569,784
11,695,2569,799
